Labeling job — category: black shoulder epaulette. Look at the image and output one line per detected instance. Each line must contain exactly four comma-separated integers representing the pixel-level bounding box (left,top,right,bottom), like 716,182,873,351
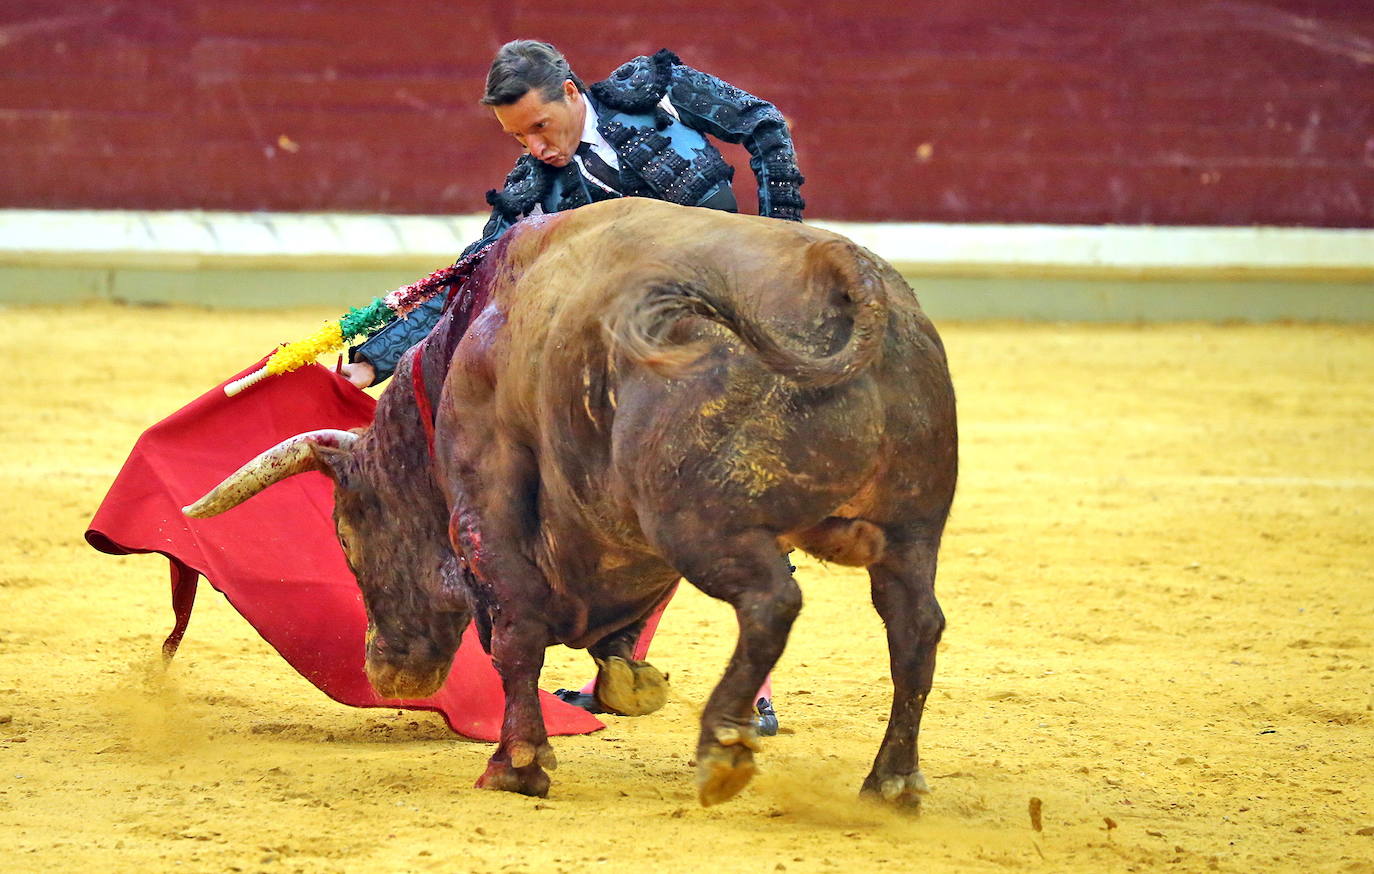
485,155,554,221
588,49,681,115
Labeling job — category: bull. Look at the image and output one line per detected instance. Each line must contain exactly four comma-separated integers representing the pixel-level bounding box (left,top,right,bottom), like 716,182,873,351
185,198,957,807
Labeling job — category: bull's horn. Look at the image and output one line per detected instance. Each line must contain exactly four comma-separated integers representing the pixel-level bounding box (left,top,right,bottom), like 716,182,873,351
182,429,359,518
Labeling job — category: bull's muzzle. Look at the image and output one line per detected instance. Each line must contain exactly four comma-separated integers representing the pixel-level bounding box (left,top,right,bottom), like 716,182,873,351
363,627,453,699
364,659,450,700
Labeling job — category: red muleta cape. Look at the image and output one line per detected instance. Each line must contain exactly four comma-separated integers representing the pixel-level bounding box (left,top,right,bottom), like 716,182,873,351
85,357,604,741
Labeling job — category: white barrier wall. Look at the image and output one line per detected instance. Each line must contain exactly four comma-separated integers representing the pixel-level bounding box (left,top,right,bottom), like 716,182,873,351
2,210,1372,321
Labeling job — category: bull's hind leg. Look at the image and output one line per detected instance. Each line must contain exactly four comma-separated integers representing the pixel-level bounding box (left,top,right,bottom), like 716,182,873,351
662,530,802,807
863,535,945,808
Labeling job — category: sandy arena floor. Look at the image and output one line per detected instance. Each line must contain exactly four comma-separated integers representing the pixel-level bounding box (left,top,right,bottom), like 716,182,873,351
1,303,1371,874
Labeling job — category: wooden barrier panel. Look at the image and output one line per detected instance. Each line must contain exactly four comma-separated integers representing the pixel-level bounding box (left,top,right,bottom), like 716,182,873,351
1,1,1372,226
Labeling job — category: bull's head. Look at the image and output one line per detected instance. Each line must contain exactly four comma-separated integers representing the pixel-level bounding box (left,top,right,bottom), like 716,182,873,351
183,429,469,699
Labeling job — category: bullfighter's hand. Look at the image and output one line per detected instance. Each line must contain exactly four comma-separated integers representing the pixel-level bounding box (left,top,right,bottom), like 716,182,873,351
340,361,376,389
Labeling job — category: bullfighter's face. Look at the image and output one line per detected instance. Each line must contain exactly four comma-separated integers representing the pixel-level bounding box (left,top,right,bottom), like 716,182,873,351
492,79,585,168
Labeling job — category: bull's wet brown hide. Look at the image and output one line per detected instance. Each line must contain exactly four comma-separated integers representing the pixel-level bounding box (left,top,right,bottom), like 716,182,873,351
185,198,957,806
429,200,956,804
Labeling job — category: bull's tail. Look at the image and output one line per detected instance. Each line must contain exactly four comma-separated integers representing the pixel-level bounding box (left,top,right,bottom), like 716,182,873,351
607,238,889,390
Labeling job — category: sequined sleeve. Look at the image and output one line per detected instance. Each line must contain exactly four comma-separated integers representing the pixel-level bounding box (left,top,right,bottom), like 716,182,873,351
666,63,805,221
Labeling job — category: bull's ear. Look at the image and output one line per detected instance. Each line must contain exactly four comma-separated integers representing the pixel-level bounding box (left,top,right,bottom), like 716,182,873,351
311,443,359,491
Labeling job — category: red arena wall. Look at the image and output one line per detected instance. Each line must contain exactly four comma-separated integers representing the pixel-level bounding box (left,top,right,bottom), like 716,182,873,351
1,1,1371,226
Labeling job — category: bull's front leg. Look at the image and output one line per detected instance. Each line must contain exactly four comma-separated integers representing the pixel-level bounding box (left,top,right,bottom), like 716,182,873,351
476,602,557,796
448,444,558,797
586,618,669,716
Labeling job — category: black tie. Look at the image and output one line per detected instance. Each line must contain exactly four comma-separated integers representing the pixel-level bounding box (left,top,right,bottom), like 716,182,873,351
575,142,622,193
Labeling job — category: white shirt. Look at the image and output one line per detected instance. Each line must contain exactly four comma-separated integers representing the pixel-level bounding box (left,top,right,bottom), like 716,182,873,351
574,93,681,186
575,96,620,184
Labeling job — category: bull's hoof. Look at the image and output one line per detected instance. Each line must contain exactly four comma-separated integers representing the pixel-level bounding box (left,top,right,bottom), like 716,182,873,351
860,769,929,810
593,656,669,717
475,742,556,797
696,724,762,807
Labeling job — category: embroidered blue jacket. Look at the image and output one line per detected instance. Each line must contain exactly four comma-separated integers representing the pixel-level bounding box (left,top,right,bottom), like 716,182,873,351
354,49,805,382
